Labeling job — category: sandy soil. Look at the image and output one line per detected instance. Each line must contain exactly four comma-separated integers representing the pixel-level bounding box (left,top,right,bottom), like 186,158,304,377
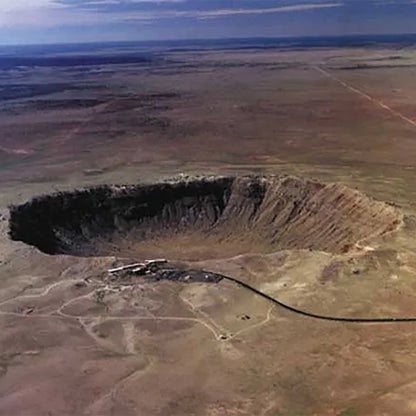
2,43,416,415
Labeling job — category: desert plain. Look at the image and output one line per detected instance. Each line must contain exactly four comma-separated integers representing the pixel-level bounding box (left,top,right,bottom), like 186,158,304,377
1,38,416,415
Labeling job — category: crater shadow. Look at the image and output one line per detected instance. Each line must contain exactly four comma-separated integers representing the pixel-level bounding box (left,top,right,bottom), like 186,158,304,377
9,175,401,260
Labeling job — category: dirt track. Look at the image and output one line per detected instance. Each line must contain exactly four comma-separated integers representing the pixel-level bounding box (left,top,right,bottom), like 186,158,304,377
313,65,416,128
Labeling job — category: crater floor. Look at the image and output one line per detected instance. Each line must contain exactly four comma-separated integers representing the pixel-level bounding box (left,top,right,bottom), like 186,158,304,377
9,175,401,260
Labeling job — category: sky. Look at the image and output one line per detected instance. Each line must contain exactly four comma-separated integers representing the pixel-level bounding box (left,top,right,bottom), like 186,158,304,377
0,0,416,45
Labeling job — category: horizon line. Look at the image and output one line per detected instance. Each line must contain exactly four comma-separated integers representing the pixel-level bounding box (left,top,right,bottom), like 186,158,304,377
2,32,416,48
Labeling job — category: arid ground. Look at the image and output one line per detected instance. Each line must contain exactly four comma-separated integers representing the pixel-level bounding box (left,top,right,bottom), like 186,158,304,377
2,39,416,415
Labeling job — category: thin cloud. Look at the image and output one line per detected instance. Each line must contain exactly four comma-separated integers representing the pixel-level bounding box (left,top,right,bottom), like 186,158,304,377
190,3,344,19
83,0,120,5
81,0,186,5
0,1,343,28
128,0,186,2
118,3,343,21
0,0,66,12
83,0,185,4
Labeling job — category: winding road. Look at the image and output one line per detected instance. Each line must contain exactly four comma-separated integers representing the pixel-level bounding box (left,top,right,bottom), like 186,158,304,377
222,273,416,323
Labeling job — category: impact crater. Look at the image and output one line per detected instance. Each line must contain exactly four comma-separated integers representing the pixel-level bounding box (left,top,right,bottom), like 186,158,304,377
9,175,402,260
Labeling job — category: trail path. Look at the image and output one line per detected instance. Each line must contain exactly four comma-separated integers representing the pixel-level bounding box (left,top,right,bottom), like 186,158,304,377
312,65,416,129
0,282,227,342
